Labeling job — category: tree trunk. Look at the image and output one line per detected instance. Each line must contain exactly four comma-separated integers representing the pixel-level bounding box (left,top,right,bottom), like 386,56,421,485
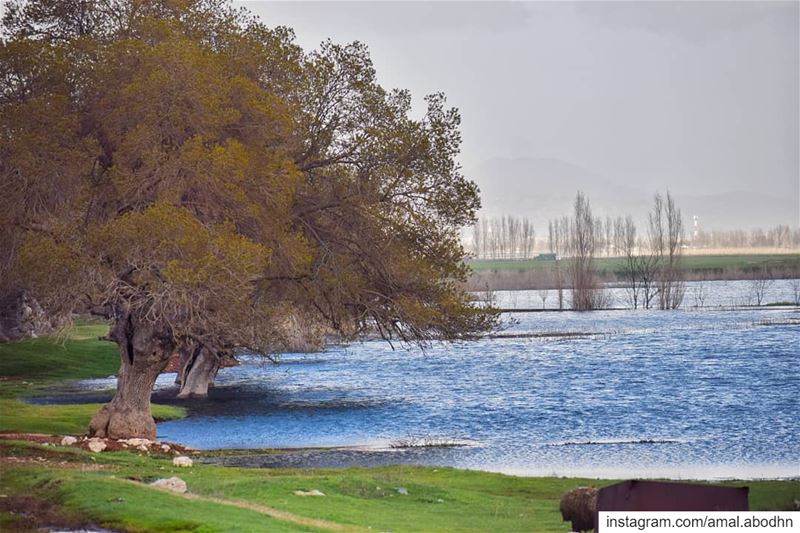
174,342,196,385
176,346,219,399
89,314,174,440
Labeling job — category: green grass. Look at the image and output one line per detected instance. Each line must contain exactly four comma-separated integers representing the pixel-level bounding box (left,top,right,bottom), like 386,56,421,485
0,399,183,435
0,319,184,435
0,320,119,382
467,254,800,275
1,441,797,533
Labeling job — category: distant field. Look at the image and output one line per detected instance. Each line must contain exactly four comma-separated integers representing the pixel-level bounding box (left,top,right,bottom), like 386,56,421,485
467,254,800,275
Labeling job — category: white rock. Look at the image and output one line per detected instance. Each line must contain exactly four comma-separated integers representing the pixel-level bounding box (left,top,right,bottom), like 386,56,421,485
120,438,151,447
172,456,193,467
87,438,107,453
161,444,171,452
293,489,325,497
60,436,78,446
150,477,187,494
396,487,408,495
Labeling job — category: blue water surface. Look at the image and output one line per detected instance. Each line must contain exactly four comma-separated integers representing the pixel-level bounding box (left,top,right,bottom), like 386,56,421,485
146,304,799,479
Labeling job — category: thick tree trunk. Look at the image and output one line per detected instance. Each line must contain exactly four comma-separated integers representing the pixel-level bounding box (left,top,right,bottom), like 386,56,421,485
176,346,219,399
89,315,174,440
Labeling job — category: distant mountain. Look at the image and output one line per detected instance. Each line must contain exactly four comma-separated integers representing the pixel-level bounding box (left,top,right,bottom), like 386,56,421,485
468,156,798,231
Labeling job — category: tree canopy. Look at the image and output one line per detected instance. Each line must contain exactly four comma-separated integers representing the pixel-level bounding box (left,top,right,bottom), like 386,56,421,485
0,0,497,438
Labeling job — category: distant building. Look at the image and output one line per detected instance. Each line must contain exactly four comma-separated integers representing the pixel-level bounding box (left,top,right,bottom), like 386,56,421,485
535,252,559,261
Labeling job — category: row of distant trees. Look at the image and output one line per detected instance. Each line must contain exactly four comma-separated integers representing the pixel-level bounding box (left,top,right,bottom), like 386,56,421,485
470,216,536,259
691,225,800,249
469,218,798,260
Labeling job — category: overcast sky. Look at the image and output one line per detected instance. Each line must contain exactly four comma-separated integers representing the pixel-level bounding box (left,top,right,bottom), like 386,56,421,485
239,1,799,225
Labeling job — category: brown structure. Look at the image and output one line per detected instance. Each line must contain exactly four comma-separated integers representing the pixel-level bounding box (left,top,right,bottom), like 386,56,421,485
560,487,599,532
595,480,749,531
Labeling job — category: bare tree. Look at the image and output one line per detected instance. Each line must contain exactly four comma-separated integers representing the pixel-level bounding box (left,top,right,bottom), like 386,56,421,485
548,217,568,309
619,215,642,309
490,218,502,259
790,278,800,306
569,191,600,310
748,268,774,306
537,289,549,309
480,218,489,258
647,192,685,310
693,277,707,308
613,216,625,256
661,192,686,309
520,218,535,259
471,221,483,259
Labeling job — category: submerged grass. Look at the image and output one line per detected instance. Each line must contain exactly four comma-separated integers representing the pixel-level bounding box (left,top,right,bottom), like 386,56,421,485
0,322,797,532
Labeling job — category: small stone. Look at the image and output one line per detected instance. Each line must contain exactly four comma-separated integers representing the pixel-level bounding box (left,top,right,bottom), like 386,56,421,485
172,456,193,467
436,498,445,503
161,444,171,452
137,445,148,452
396,487,408,495
120,438,151,447
87,438,107,453
293,489,325,497
150,477,187,494
60,436,78,446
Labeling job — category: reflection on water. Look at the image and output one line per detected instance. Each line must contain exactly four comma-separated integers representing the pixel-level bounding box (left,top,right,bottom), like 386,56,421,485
492,278,800,310
41,295,800,479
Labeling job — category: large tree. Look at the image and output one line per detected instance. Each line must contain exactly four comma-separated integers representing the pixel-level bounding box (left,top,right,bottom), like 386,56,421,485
1,0,497,439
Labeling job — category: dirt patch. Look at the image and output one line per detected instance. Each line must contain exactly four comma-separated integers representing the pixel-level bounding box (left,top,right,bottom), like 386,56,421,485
0,494,92,532
0,432,195,456
136,480,364,532
0,432,60,444
1,455,109,471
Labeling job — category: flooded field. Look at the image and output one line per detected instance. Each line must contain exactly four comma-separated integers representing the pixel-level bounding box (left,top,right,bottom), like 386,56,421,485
491,278,800,310
39,281,799,479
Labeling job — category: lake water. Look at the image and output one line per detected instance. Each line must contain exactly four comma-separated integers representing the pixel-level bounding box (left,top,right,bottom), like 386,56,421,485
492,278,800,310
50,281,800,479
163,306,798,478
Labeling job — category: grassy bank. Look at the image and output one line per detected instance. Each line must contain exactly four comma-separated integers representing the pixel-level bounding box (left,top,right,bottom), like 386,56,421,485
1,325,798,532
1,440,798,533
0,320,185,434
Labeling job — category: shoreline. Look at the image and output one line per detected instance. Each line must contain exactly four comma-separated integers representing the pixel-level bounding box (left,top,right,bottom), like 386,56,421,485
195,444,800,482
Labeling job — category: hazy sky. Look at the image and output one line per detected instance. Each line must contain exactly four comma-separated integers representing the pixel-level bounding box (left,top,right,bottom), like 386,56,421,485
239,1,799,224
